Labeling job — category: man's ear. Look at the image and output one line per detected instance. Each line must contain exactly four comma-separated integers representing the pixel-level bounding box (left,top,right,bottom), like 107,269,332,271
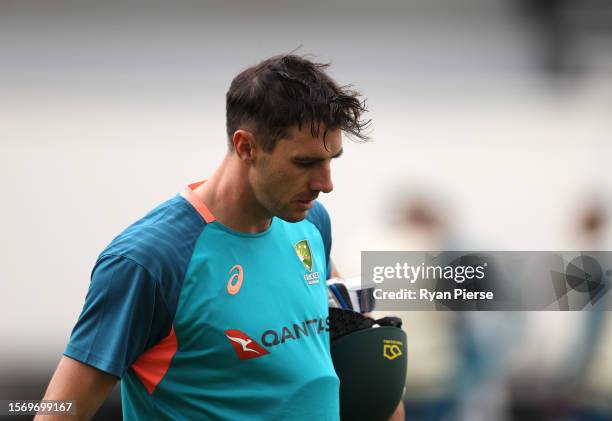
232,130,257,161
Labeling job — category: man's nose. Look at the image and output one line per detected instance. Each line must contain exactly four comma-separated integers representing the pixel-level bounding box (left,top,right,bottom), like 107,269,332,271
310,163,333,194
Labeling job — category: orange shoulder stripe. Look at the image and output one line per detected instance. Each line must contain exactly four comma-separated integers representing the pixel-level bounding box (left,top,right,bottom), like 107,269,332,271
180,181,216,223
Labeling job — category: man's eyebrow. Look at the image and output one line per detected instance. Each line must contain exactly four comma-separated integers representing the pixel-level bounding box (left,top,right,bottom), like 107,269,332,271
293,148,344,162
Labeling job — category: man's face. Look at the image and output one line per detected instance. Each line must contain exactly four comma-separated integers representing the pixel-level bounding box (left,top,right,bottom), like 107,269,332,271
249,125,343,222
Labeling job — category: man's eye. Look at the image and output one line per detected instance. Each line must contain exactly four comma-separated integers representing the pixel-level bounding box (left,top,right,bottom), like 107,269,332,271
294,161,316,168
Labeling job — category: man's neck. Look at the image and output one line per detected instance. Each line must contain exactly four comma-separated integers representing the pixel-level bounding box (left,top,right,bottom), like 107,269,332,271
193,155,272,234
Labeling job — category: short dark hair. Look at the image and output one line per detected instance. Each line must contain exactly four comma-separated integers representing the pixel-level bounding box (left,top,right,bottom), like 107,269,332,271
226,54,370,152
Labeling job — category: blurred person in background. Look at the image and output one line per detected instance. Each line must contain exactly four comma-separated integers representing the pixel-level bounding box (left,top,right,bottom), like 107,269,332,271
35,54,407,420
507,195,610,420
358,188,522,420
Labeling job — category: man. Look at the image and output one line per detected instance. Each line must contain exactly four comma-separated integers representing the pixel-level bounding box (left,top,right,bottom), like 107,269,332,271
38,54,373,420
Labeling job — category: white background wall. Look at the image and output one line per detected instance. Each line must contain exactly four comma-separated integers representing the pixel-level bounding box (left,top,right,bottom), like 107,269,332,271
2,0,612,375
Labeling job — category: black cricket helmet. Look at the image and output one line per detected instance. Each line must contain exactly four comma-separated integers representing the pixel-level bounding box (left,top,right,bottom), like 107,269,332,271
328,308,407,421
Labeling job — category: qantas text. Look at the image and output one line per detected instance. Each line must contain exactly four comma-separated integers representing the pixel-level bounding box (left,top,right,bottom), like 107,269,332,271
261,317,330,347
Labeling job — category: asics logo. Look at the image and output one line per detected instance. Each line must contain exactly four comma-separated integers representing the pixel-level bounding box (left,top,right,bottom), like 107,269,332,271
227,264,244,295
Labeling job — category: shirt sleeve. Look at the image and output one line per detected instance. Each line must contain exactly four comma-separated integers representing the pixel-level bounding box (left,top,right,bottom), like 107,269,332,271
64,254,171,378
306,201,333,279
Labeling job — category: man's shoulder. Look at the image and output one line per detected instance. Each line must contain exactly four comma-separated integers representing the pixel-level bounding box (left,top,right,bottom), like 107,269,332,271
304,200,331,237
306,200,330,220
98,194,207,280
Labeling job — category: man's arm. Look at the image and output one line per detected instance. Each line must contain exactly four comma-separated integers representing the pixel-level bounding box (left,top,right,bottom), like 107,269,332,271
331,261,341,279
35,356,118,421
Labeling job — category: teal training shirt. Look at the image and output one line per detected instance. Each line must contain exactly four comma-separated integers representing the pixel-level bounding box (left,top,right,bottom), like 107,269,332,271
65,182,339,420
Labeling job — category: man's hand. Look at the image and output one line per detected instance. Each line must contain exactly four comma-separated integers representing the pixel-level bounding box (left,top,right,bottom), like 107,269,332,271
35,356,118,420
389,401,405,420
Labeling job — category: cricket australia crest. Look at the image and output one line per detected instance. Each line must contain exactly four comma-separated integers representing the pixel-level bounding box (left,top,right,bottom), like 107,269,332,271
294,239,313,271
295,239,320,285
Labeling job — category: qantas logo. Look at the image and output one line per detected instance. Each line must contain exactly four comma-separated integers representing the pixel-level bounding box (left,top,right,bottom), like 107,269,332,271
227,335,259,354
224,329,269,360
225,317,330,361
